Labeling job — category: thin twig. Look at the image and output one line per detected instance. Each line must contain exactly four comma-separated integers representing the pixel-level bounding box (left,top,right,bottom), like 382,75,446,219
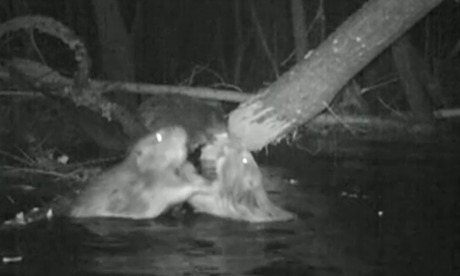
361,76,399,95
0,91,43,97
211,83,243,93
0,149,33,166
14,146,35,165
28,29,47,66
296,141,322,155
377,97,404,117
280,50,296,67
0,165,75,179
322,101,358,136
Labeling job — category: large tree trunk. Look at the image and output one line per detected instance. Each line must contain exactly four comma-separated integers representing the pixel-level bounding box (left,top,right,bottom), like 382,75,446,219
228,0,443,151
290,0,308,62
249,1,280,78
91,0,137,110
392,35,434,122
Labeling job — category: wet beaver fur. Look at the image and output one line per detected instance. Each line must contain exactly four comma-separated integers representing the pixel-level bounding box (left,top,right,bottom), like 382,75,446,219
190,133,295,222
70,127,211,219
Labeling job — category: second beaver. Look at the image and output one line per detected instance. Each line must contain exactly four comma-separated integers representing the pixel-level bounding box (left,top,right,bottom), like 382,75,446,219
189,133,295,223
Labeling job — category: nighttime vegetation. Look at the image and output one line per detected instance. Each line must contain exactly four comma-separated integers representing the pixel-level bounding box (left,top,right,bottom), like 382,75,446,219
0,1,459,275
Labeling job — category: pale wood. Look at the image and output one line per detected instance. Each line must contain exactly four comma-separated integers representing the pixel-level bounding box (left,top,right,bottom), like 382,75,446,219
228,0,444,150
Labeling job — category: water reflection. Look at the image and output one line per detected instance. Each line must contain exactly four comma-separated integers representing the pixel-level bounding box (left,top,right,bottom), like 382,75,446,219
1,138,459,275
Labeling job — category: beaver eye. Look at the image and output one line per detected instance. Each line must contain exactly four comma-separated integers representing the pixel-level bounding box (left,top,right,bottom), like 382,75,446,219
156,132,163,142
242,156,249,164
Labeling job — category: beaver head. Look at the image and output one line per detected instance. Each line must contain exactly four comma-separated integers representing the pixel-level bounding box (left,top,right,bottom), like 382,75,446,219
130,126,188,173
190,135,294,222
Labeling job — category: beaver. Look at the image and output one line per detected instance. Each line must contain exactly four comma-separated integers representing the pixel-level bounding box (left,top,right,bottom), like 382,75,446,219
189,133,295,223
138,95,227,152
70,127,211,219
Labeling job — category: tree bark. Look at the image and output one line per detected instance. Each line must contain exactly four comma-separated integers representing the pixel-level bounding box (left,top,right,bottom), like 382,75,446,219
249,1,279,78
392,35,434,122
228,0,443,151
232,0,245,85
395,35,446,108
290,0,308,62
91,0,137,110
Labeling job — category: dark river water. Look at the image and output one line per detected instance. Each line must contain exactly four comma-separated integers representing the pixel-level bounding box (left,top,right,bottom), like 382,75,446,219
1,134,459,276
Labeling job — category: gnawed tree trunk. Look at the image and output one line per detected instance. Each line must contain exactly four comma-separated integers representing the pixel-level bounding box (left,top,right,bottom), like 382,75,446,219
228,0,444,151
392,35,434,122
